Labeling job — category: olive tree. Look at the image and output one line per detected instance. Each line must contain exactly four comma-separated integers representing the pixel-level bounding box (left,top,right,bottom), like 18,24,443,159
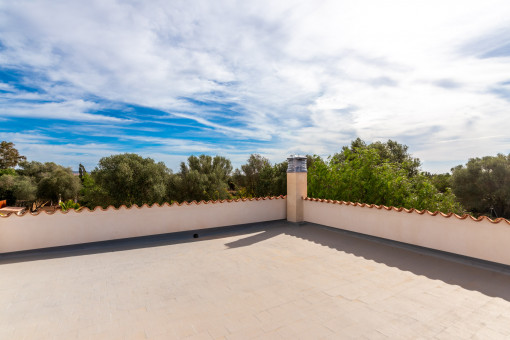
173,155,232,202
0,141,26,169
91,153,170,207
16,161,80,203
451,154,510,218
233,154,287,198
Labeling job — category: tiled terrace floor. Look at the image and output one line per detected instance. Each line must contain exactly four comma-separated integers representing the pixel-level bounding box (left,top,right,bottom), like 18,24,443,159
1,221,510,339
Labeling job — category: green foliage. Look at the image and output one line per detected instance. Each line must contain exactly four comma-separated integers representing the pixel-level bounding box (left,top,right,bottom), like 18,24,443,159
78,163,87,182
5,140,493,219
0,174,16,190
270,161,288,196
255,161,287,197
0,168,17,177
91,153,170,207
59,199,81,211
333,138,421,177
423,172,452,193
77,165,109,209
308,142,463,214
0,174,16,204
451,154,510,218
17,161,81,202
172,155,232,202
233,155,287,198
404,176,461,213
12,176,37,202
0,141,26,169
0,173,37,204
37,168,81,202
240,154,269,195
78,173,109,208
0,161,80,209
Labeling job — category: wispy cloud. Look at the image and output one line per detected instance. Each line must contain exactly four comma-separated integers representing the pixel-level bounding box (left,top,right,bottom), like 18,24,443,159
461,26,510,59
1,0,510,172
0,99,133,123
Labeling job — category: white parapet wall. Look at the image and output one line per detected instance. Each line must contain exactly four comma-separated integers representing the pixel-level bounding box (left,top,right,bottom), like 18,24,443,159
0,197,286,253
303,198,510,266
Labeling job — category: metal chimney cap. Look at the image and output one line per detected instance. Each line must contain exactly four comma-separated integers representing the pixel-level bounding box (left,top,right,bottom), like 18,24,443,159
287,155,307,173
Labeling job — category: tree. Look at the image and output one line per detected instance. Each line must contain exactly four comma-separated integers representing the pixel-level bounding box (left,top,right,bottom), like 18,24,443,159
37,168,81,202
308,141,463,214
333,138,421,177
451,154,510,218
78,172,109,209
271,161,288,196
17,161,58,181
0,141,26,169
242,154,269,194
0,174,37,205
12,176,37,202
423,172,452,193
236,154,270,196
173,155,232,202
92,153,170,207
232,155,288,198
78,163,87,182
0,174,17,205
76,164,108,209
253,161,287,197
0,168,17,177
17,161,81,203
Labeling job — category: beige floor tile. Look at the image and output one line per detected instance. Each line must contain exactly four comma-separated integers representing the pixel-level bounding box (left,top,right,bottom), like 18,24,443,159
1,222,510,339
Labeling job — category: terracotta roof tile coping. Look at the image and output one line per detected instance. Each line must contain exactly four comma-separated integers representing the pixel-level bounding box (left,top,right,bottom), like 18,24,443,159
0,195,286,218
4,195,506,225
304,197,510,225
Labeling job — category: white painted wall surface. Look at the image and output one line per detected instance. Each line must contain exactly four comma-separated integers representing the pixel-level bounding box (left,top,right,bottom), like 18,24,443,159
0,198,286,253
303,199,510,266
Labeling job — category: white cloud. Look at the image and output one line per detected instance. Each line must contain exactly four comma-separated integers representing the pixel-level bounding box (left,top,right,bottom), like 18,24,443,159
0,99,132,123
1,0,510,171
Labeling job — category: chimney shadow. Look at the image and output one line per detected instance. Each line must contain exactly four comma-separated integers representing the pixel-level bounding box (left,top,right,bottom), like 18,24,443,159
284,223,510,302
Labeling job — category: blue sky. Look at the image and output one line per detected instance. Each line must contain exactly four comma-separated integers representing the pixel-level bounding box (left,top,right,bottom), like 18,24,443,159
1,0,510,173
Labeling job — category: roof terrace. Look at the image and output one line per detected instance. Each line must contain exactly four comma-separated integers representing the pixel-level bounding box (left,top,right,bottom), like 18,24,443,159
1,221,510,339
1,156,510,339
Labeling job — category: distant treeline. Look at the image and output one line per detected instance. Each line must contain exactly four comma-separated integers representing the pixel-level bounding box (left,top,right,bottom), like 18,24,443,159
0,141,288,211
1,139,509,219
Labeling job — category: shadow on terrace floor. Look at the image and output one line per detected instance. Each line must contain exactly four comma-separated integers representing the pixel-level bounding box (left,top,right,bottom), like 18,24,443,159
2,219,510,302
0,221,282,265
224,229,284,248
283,223,510,302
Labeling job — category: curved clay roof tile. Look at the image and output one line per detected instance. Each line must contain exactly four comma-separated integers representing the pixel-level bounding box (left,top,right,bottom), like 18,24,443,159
303,197,510,225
